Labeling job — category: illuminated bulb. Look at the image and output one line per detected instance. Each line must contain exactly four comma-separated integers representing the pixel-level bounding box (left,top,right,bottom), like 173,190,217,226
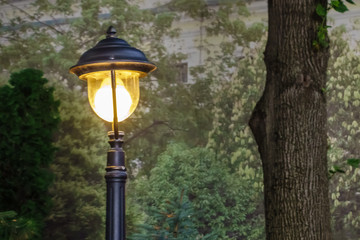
94,85,132,122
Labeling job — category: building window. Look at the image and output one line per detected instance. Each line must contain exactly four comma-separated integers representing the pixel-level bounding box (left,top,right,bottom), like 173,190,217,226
176,62,188,83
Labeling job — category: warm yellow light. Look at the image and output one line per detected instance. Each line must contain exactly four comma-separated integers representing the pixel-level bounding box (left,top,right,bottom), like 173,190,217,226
80,70,140,122
94,84,132,122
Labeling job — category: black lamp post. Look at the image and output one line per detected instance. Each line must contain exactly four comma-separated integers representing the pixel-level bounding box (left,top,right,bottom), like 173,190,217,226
70,26,156,240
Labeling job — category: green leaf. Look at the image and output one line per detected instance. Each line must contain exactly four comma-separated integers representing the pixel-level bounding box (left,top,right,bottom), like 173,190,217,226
345,0,355,4
317,32,329,48
331,0,349,13
316,4,327,17
331,0,340,7
347,159,360,168
0,211,17,219
333,165,345,173
312,40,320,50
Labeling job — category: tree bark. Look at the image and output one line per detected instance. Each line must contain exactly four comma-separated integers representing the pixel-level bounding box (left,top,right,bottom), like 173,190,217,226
249,1,332,239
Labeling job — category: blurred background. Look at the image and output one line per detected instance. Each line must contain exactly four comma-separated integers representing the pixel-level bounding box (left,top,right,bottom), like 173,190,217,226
0,0,359,239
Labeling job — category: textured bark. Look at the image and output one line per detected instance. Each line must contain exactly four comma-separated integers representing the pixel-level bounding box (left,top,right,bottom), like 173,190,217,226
249,1,332,239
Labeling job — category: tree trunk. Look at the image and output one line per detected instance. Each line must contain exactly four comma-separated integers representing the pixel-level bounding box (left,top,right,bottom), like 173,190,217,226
249,1,332,239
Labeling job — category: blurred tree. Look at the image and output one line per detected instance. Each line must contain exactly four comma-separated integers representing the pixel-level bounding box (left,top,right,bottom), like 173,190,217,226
135,143,264,239
0,0,268,238
182,2,267,238
0,69,60,239
130,190,208,240
326,26,360,239
43,84,108,240
0,0,187,237
205,43,266,239
207,43,266,171
0,211,38,240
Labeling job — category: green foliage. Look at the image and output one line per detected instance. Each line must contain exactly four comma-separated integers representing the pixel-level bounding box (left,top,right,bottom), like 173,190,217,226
203,42,266,240
316,4,327,17
327,27,360,238
331,0,350,13
207,44,265,172
130,190,207,240
0,0,186,237
0,69,60,239
167,0,212,19
135,143,264,239
0,0,268,238
345,0,355,4
347,158,360,168
328,159,360,179
43,83,108,240
0,0,177,85
313,1,355,49
0,211,38,240
328,165,345,179
128,65,215,176
163,2,266,238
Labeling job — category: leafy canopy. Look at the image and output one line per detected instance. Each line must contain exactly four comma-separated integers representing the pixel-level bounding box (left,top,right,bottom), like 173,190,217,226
0,69,60,239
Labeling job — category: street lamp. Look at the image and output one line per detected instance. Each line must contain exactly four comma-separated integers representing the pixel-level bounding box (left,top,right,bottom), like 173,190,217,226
69,26,156,240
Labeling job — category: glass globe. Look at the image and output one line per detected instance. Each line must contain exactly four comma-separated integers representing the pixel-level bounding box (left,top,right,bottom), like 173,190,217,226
80,70,140,122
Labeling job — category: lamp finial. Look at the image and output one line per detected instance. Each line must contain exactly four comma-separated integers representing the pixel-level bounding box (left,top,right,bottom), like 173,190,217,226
106,26,116,38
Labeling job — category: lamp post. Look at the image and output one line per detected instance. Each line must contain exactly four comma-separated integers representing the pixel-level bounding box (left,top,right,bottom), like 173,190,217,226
70,26,156,240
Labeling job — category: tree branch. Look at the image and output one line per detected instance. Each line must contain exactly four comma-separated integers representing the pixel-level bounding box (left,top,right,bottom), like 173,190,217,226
2,1,64,35
126,120,186,143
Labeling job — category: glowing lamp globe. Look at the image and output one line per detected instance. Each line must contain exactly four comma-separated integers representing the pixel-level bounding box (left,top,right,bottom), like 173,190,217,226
81,70,139,122
69,26,156,122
